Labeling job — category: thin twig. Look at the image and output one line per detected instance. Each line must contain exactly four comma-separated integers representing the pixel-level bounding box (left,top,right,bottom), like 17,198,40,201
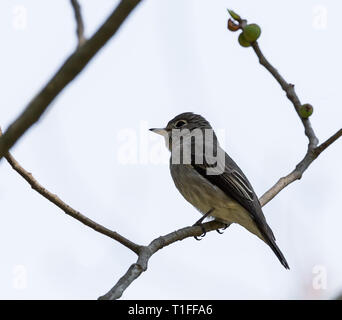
252,42,319,150
251,41,342,206
0,128,141,254
260,128,342,206
314,128,342,156
259,152,314,206
0,0,142,161
70,0,86,46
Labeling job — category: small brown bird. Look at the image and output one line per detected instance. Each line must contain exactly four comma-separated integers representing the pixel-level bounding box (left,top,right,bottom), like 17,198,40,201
150,112,289,269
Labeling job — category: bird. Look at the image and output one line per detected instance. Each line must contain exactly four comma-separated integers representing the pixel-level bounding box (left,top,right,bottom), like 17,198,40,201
150,112,289,269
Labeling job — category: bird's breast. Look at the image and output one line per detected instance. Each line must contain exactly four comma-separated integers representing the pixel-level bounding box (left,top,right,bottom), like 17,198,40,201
170,164,239,216
169,163,262,238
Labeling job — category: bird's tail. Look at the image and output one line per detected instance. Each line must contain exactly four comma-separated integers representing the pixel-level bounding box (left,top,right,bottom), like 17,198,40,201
254,213,290,269
243,218,290,269
266,237,290,269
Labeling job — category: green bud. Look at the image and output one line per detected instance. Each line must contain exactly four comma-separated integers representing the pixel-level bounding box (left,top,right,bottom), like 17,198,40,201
298,104,314,119
227,9,241,21
238,32,251,47
243,24,261,42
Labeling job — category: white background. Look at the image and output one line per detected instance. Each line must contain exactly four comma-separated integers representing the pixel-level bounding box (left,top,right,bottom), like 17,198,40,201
0,0,341,299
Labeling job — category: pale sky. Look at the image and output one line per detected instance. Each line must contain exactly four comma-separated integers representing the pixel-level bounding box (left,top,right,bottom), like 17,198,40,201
0,0,341,299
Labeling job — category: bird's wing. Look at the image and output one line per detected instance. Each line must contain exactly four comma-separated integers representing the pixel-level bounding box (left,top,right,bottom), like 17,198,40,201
192,150,275,241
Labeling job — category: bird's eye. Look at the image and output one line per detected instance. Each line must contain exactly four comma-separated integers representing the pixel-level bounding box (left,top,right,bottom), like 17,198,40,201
175,120,186,128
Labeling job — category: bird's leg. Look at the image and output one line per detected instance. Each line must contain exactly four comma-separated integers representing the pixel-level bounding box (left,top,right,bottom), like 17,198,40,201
193,208,214,241
193,210,212,226
216,223,230,234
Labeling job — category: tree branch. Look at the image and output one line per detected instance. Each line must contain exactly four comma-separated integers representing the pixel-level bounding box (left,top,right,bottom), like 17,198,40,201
70,0,86,46
0,0,142,161
260,128,342,207
252,42,319,149
259,151,314,206
98,220,225,300
0,128,141,254
250,42,342,206
314,128,342,157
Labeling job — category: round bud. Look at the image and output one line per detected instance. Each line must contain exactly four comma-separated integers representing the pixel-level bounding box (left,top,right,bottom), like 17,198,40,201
228,18,240,32
298,104,314,119
243,24,261,42
238,32,251,47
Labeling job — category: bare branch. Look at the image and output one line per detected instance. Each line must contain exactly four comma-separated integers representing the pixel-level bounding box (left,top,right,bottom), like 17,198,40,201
252,42,319,149
0,128,141,254
260,128,342,206
249,41,342,206
0,0,142,161
99,220,225,300
70,0,86,46
259,152,314,206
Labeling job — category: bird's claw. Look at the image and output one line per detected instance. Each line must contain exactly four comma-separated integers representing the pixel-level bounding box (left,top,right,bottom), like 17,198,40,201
192,209,214,241
216,224,229,235
194,235,203,241
194,225,207,241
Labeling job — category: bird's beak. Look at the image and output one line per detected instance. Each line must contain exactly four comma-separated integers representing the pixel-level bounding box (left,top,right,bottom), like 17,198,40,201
149,128,168,137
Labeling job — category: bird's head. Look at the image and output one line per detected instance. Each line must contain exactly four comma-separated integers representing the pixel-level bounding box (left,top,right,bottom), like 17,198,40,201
149,112,214,151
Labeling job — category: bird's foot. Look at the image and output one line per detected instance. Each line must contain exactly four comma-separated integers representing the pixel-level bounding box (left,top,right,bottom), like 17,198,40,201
192,209,214,241
194,224,207,241
216,223,230,234
193,222,207,241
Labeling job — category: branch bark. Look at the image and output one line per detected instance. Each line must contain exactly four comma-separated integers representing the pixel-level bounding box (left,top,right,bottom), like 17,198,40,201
0,0,142,161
